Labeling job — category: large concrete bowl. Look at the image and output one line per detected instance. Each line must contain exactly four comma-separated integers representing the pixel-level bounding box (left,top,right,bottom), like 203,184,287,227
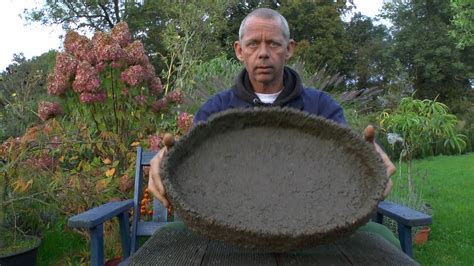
160,108,387,251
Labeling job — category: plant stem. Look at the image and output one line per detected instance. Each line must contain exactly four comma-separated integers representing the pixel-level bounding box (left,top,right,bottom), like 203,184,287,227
90,105,101,133
110,68,120,135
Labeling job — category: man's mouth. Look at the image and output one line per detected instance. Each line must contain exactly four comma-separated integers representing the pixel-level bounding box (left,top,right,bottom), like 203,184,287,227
256,66,273,72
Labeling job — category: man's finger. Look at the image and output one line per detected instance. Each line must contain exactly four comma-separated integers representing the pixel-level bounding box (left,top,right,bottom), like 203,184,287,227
148,176,169,208
364,125,376,143
148,148,170,207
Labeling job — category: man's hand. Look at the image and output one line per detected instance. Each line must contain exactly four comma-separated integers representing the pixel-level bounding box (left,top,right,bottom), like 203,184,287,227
147,133,175,208
364,125,396,198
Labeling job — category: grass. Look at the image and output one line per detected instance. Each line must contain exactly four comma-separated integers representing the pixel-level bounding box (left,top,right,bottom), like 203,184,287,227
395,153,474,265
36,219,87,265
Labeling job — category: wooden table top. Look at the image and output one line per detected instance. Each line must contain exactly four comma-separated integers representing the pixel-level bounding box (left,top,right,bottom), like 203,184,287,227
127,223,418,265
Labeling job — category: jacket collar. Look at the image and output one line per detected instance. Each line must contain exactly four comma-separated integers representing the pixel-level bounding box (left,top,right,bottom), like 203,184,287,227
230,66,304,109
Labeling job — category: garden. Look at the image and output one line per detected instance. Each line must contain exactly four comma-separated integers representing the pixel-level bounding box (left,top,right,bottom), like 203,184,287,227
1,1,473,265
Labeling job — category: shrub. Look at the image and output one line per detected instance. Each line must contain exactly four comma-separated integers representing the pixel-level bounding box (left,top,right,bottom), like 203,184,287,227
0,22,194,261
379,95,467,194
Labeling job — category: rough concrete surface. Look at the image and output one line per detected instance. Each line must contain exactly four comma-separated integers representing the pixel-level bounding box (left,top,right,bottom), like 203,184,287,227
161,108,386,251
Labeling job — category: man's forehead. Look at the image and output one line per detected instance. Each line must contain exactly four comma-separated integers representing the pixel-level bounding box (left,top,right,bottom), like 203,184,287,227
241,17,285,39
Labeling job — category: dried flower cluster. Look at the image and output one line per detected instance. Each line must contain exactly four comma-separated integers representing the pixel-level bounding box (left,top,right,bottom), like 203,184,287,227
177,112,194,133
148,134,162,151
38,101,64,121
46,21,170,111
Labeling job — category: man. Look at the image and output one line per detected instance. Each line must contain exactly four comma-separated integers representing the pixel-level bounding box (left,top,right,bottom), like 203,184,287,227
148,10,399,249
149,8,394,208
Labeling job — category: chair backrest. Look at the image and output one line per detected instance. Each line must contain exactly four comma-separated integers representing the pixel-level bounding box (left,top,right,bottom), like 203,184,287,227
130,147,178,252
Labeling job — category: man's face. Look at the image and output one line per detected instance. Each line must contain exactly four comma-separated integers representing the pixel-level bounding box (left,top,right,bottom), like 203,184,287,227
234,17,295,92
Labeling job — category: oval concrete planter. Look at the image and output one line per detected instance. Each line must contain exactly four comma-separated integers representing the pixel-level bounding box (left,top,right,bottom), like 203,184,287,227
161,108,387,251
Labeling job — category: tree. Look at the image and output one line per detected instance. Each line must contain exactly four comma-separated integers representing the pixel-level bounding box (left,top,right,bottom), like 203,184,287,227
0,51,56,140
279,0,352,75
379,96,466,194
24,0,130,32
344,13,392,90
450,0,474,48
381,0,473,103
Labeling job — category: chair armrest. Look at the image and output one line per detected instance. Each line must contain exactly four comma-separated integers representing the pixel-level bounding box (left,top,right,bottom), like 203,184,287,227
68,199,133,229
377,200,432,227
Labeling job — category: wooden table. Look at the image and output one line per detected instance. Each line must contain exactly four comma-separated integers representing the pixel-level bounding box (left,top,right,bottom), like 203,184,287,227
126,223,418,265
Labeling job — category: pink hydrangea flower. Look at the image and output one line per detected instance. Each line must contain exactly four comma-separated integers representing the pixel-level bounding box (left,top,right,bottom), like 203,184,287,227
165,89,183,104
73,61,101,93
111,21,132,48
151,98,168,113
124,41,148,65
47,73,69,95
142,63,156,82
95,62,106,73
120,65,145,87
148,134,161,151
135,94,147,106
93,32,125,63
149,77,163,95
177,112,194,133
54,52,78,78
79,91,107,104
38,101,64,121
64,31,96,64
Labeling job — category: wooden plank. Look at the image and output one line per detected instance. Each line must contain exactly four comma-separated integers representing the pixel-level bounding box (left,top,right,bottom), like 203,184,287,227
68,200,133,229
90,224,104,266
131,147,143,252
142,150,158,165
201,241,276,265
118,211,131,259
279,244,350,265
128,224,208,265
378,201,432,226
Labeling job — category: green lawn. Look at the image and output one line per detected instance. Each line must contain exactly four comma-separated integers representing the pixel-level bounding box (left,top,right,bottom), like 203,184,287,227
404,153,474,265
37,219,87,266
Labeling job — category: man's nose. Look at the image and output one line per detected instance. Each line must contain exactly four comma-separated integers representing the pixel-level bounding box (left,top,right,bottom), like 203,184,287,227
257,44,269,59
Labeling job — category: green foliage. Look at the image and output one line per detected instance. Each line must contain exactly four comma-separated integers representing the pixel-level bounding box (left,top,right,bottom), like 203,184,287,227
280,0,352,74
182,54,242,113
344,13,392,90
381,0,473,103
0,51,56,141
37,219,87,265
0,133,59,252
23,0,125,31
380,96,466,154
157,1,230,95
379,96,466,193
450,0,474,48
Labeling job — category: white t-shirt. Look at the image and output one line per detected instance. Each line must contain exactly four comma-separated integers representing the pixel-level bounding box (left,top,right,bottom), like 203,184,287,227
255,90,283,104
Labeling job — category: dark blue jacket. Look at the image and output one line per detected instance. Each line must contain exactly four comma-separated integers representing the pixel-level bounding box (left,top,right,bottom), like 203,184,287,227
194,67,346,125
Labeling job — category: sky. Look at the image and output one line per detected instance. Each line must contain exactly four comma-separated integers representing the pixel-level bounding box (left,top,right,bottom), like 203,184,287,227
0,0,386,71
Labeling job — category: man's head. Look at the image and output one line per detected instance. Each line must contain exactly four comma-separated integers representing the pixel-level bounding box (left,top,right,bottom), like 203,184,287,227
234,8,295,93
238,8,290,44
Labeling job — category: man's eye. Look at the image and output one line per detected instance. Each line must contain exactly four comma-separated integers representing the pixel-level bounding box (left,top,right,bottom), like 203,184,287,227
270,42,280,47
248,42,257,47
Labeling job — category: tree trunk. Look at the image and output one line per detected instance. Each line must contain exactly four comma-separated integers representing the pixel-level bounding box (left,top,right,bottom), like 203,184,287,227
407,155,413,194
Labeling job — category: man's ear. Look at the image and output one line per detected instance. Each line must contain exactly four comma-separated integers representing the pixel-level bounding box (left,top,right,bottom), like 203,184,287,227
286,39,296,60
234,41,244,62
